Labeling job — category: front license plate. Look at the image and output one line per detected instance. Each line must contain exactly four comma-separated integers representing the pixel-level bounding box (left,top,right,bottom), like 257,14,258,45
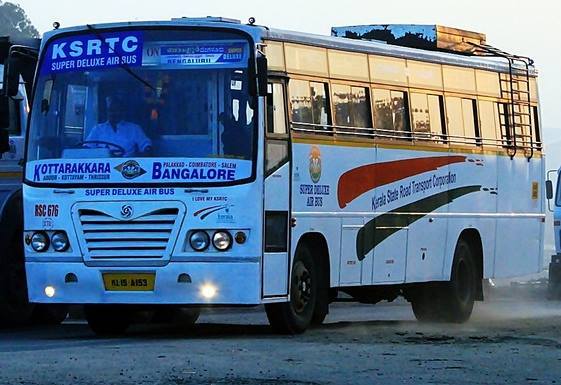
103,273,155,291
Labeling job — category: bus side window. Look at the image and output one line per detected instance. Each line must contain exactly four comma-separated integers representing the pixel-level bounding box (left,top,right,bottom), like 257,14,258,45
332,84,371,135
478,100,499,147
410,93,430,139
462,98,480,146
352,86,372,129
446,97,479,145
288,79,330,132
532,106,541,149
310,82,330,128
267,83,287,135
428,95,445,142
372,88,410,139
266,82,289,175
497,102,511,147
410,93,445,143
289,79,312,126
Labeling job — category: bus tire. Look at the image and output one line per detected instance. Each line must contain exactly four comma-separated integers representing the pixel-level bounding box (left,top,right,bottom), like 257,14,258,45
0,232,34,327
265,244,317,334
411,238,476,323
85,305,130,336
442,238,477,323
411,286,442,322
311,271,329,325
31,304,69,325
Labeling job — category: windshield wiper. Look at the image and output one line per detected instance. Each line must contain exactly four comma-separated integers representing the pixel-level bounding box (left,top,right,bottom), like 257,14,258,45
86,24,157,92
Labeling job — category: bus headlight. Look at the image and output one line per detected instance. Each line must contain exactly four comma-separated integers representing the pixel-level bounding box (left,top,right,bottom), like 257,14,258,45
190,231,210,251
212,231,232,251
31,232,50,252
51,231,69,252
200,283,217,299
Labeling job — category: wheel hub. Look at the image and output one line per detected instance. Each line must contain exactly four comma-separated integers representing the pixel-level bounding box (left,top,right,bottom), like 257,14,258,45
292,261,312,314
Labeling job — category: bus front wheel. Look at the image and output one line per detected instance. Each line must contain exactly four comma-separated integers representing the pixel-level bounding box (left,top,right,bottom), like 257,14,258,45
412,238,477,323
85,305,131,336
0,234,34,327
265,245,318,334
32,304,69,325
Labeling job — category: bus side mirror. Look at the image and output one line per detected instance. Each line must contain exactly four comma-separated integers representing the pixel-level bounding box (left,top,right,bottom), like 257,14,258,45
2,54,22,98
256,55,268,97
546,180,554,200
0,128,10,155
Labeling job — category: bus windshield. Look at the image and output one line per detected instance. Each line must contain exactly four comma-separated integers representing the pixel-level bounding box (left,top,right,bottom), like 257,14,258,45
27,28,256,185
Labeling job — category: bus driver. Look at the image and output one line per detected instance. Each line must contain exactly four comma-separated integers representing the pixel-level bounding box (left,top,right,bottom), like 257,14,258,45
85,96,152,157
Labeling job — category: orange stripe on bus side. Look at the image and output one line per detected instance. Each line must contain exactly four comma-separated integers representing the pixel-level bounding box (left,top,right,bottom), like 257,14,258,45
0,172,23,179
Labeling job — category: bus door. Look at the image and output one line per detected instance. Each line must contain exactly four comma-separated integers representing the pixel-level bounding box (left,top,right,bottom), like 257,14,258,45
0,82,28,192
263,80,290,298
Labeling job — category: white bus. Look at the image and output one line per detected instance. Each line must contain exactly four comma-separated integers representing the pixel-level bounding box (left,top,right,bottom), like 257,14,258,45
13,18,544,334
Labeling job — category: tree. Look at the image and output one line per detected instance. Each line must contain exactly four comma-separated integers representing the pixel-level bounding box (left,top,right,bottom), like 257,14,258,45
0,1,39,39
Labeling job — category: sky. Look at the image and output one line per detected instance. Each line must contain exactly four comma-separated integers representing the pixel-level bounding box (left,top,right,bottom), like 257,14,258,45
15,0,561,143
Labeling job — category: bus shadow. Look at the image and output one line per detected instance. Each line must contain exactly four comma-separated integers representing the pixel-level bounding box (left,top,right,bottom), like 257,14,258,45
123,319,414,340
0,319,419,347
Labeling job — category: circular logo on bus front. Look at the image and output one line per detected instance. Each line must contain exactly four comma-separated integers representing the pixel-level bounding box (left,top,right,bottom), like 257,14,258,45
121,205,134,219
309,146,322,184
115,160,146,180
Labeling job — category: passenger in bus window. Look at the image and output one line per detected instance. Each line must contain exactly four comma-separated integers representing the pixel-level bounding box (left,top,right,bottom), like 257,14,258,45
85,96,153,157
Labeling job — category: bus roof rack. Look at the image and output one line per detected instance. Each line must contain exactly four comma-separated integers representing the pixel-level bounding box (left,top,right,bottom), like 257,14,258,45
172,16,241,24
331,24,487,55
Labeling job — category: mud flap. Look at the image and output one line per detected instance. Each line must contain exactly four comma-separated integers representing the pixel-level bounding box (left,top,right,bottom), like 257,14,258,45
548,255,561,300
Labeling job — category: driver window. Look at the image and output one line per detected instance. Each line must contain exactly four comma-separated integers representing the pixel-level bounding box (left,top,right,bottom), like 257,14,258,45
64,85,87,147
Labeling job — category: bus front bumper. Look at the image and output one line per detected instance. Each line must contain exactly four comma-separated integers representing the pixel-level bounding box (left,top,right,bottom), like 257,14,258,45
26,261,262,305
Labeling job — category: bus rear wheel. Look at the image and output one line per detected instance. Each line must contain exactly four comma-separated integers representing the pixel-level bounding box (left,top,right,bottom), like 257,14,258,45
265,245,318,334
412,238,477,323
85,305,131,336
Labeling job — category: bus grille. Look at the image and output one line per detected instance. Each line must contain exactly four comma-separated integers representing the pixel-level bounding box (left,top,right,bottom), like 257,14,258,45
78,208,179,260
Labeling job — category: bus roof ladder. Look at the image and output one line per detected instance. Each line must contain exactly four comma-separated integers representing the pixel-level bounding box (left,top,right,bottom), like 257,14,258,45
467,42,534,160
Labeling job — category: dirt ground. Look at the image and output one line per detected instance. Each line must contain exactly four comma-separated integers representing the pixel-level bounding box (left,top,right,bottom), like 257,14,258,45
1,286,561,385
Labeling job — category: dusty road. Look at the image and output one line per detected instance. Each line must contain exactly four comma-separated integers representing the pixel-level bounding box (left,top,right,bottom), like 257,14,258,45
1,293,561,385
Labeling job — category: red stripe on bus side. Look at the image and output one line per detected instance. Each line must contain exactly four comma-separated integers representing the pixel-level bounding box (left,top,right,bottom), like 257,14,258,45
337,156,467,208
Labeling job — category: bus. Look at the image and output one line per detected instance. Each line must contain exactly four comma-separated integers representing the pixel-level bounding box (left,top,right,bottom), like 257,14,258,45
10,18,544,334
546,172,561,299
0,36,68,326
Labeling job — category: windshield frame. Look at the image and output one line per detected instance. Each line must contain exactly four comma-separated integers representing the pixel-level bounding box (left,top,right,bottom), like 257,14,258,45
24,25,259,189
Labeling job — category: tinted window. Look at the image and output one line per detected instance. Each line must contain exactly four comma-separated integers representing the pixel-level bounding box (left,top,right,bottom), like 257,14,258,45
332,84,371,130
372,89,409,137
289,80,330,127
